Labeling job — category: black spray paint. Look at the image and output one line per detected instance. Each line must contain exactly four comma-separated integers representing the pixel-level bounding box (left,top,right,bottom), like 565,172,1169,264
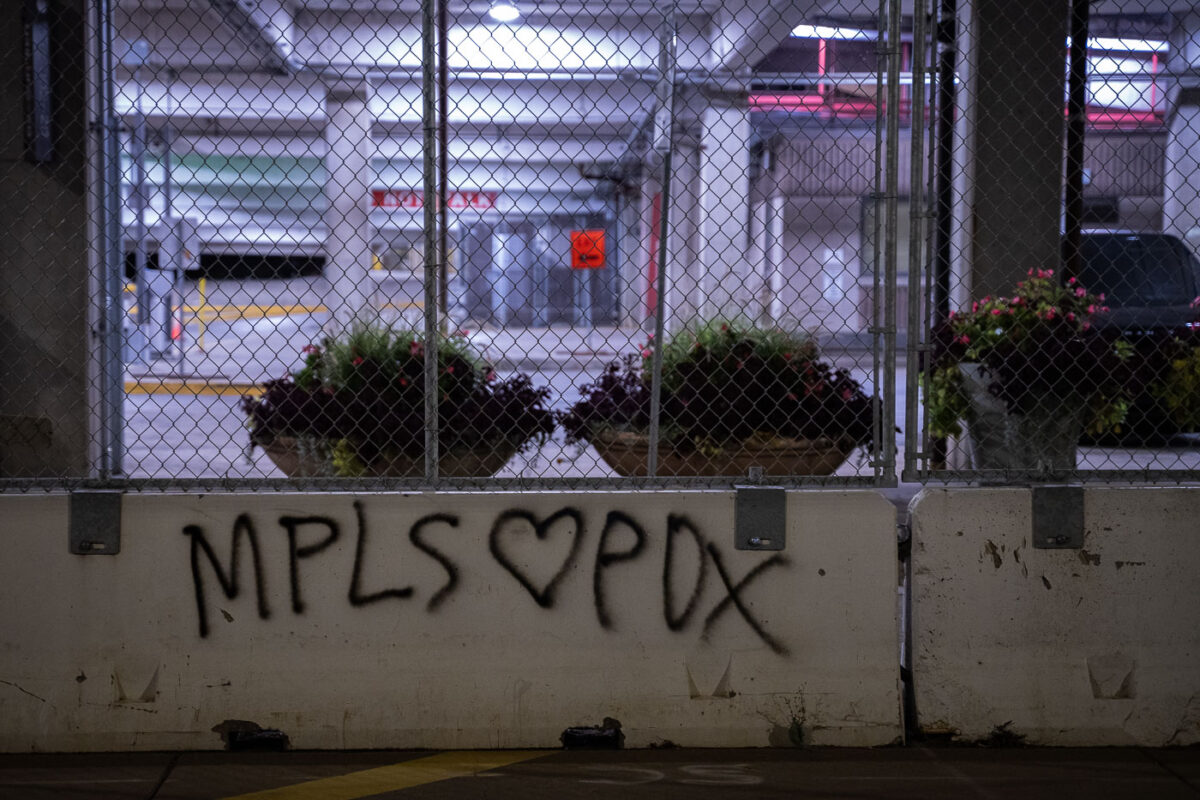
592,511,648,630
488,508,584,609
278,515,340,614
663,514,707,632
183,514,271,638
407,511,462,611
349,500,414,607
183,503,790,654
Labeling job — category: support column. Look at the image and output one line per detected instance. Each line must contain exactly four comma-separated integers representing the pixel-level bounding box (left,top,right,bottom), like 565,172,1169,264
951,0,1069,302
324,82,375,326
663,95,703,331
766,195,786,324
1163,13,1200,252
697,96,752,318
0,0,90,476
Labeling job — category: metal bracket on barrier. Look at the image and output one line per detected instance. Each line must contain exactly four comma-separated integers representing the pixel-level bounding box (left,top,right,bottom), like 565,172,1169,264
734,486,786,551
1031,486,1084,549
69,491,122,555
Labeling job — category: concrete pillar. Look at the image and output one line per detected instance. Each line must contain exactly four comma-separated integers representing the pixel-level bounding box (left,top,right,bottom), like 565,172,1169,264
616,188,643,329
748,198,768,325
663,107,703,331
323,83,375,326
697,97,752,318
1163,13,1200,253
766,195,786,323
952,0,1070,302
0,0,91,476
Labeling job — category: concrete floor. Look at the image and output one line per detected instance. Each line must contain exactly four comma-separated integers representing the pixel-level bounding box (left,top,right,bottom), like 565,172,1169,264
1,746,1198,799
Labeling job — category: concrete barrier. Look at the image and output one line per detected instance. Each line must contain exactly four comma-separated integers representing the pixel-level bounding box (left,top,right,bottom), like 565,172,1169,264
911,486,1200,746
0,491,900,751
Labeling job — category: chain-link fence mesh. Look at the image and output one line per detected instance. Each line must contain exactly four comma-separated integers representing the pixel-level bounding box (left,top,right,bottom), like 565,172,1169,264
3,0,1198,489
905,0,1200,482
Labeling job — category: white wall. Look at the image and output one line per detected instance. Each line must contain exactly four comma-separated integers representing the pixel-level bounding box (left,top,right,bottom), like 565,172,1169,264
0,491,900,752
912,487,1200,746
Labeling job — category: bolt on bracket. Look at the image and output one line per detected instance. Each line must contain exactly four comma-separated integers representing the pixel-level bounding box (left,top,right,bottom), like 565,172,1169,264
69,491,122,555
1031,485,1084,549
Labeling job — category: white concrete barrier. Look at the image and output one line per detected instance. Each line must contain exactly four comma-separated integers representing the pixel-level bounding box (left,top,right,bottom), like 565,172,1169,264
0,491,900,751
912,486,1200,746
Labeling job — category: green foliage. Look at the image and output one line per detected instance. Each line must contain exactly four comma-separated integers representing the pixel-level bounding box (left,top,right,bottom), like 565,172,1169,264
925,269,1132,437
562,316,875,450
1152,340,1200,431
648,316,819,394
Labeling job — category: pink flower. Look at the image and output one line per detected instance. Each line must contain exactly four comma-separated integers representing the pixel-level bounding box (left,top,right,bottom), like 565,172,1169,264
399,377,409,387
1086,304,1096,314
1045,309,1057,320
1067,276,1077,285
957,334,970,345
947,310,957,320
971,301,979,312
485,369,496,382
646,333,654,341
990,308,1002,316
352,356,364,366
1191,297,1200,309
301,344,320,355
641,348,652,358
1027,268,1035,276
841,388,854,401
445,365,455,374
1066,312,1076,322
1074,288,1086,297
409,341,424,356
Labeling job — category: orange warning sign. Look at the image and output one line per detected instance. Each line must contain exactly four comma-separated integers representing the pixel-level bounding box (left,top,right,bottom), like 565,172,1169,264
570,229,606,269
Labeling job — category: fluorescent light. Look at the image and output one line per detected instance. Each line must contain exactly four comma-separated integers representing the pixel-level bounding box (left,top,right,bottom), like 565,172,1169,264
1087,37,1168,53
790,24,876,41
488,0,519,22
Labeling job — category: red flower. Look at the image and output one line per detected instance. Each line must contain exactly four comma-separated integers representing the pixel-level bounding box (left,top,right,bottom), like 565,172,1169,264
352,356,364,366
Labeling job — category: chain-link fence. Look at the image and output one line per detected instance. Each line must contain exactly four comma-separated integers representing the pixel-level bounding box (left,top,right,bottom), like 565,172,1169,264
904,0,1200,483
3,0,1198,490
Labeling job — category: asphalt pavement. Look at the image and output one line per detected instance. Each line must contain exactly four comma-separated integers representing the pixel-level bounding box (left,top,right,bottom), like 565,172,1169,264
2,746,1199,800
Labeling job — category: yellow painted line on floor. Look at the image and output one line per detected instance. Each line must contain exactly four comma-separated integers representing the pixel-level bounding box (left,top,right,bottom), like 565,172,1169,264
221,750,550,800
125,378,262,397
181,303,329,321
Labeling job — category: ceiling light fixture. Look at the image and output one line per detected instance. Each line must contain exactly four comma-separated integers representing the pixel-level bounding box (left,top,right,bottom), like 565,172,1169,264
488,0,520,22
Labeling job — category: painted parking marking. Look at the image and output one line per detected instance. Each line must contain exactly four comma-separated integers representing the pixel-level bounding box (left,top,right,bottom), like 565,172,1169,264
220,750,550,800
125,379,263,397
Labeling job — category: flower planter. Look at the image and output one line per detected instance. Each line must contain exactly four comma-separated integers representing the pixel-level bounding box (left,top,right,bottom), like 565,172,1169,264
259,435,520,478
958,363,1086,473
588,428,854,477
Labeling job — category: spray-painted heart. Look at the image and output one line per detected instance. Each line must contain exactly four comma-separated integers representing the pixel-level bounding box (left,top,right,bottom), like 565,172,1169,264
488,508,584,608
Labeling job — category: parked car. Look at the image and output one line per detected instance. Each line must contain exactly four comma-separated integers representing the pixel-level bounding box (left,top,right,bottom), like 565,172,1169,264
1070,231,1200,444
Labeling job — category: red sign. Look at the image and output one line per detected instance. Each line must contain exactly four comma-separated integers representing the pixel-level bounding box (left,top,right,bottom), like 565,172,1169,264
371,189,498,210
570,229,606,270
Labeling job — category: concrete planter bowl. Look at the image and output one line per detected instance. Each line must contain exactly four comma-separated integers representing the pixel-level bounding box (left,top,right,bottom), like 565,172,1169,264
258,434,521,478
588,428,855,478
